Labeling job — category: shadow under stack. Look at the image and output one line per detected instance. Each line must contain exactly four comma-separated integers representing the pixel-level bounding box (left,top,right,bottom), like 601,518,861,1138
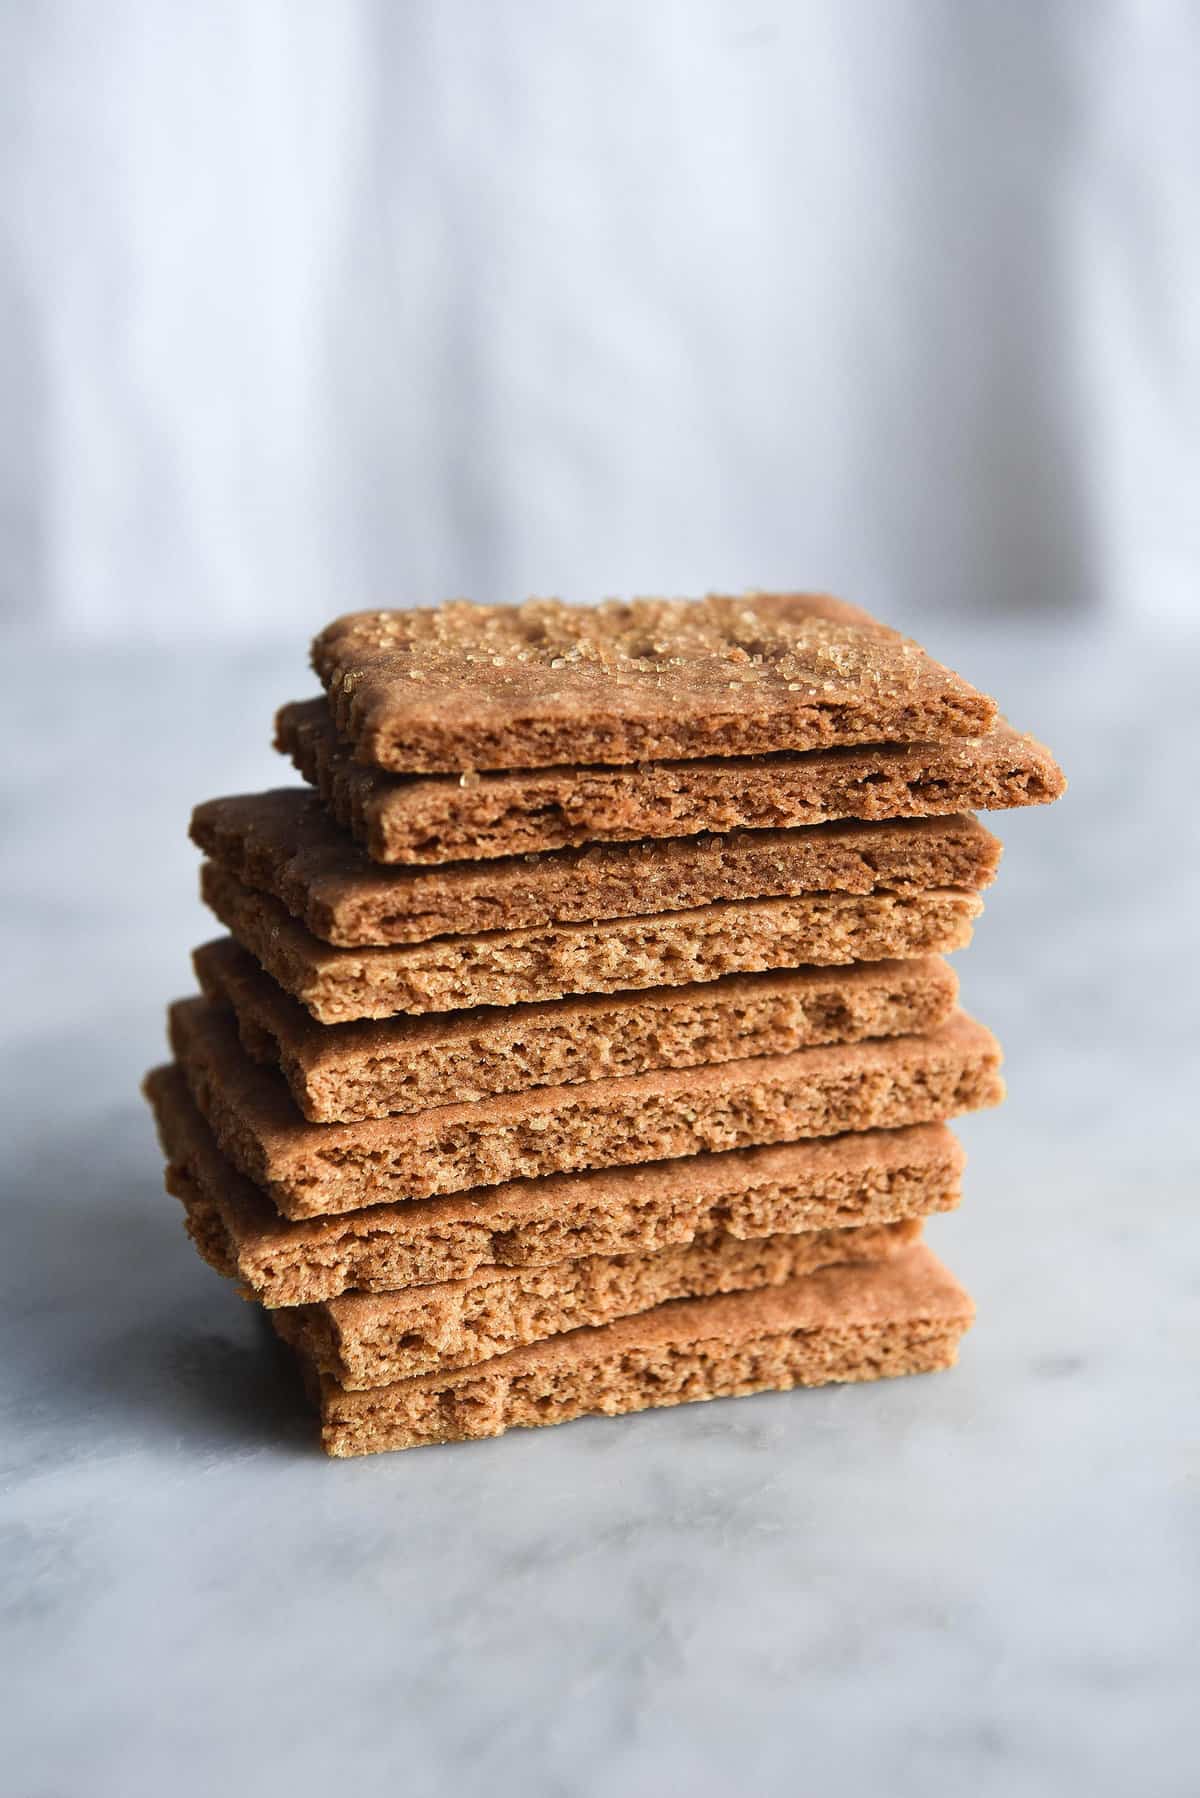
144,594,1064,1456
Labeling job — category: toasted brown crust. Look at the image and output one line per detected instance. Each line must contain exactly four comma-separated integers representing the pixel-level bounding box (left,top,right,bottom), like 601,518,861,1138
195,937,960,1123
199,859,982,1023
144,1063,965,1306
311,593,996,774
190,789,1002,948
279,1219,923,1386
276,700,1064,865
294,1243,976,1455
166,997,1003,1217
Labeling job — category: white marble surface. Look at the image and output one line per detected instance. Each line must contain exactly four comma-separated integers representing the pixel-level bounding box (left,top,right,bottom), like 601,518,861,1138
2,616,1197,1797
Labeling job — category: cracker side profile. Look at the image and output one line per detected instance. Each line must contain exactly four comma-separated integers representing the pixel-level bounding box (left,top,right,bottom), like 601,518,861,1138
190,789,1001,948
194,937,959,1121
294,1243,976,1455
277,699,1065,865
166,998,1004,1216
144,1064,965,1305
278,1218,924,1386
199,860,981,1021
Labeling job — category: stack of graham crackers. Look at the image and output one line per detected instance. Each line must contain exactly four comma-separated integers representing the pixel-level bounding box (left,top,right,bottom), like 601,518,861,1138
143,594,1063,1457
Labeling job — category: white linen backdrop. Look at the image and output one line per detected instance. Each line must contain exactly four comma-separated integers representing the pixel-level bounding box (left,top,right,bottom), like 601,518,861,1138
3,0,1198,638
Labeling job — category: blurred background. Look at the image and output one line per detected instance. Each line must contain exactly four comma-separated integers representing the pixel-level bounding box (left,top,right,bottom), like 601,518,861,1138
4,0,1199,637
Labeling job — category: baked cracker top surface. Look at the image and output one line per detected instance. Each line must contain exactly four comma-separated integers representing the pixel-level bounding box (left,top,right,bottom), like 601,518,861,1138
311,592,997,774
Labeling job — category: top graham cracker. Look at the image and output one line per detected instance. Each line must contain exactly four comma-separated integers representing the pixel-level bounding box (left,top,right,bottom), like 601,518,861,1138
311,594,997,774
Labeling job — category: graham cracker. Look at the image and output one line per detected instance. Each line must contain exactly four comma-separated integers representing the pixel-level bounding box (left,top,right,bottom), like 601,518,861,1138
190,789,1001,948
276,700,1064,865
144,1063,965,1306
311,593,996,774
195,936,960,1122
277,1218,923,1387
199,859,982,1022
166,997,1003,1217
293,1242,976,1455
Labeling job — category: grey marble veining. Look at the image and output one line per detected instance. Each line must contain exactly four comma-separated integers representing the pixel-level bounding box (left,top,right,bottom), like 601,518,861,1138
2,616,1197,1797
